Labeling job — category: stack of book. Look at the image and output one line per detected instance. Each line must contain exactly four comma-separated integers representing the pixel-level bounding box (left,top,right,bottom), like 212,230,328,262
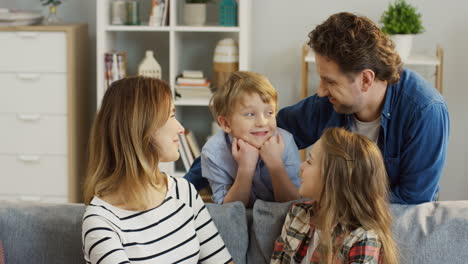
175,70,212,99
104,51,127,90
178,130,201,172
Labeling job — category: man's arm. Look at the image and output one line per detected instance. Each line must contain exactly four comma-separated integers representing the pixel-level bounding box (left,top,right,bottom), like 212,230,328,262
391,102,449,204
277,95,326,149
184,156,209,191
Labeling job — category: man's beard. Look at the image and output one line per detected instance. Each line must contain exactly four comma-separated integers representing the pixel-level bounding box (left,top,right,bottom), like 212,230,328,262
332,103,359,115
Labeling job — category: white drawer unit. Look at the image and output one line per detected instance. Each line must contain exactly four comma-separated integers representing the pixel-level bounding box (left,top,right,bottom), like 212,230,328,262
0,73,67,114
0,24,89,203
0,154,67,197
0,113,67,155
0,31,66,73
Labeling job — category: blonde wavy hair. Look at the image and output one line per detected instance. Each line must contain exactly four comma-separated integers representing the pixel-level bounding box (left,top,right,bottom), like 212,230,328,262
316,128,398,264
309,12,403,84
83,76,172,206
209,71,278,120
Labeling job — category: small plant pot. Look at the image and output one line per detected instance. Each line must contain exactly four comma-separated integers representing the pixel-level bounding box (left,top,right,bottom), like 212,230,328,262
183,3,206,26
391,34,413,62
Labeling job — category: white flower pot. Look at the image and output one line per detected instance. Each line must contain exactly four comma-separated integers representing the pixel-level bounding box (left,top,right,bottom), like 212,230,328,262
183,3,206,26
391,34,414,62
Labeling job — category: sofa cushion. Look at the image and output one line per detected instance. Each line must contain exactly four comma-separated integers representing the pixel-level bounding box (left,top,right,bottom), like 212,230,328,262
249,200,468,264
391,201,468,264
206,201,248,264
0,201,85,264
248,200,295,264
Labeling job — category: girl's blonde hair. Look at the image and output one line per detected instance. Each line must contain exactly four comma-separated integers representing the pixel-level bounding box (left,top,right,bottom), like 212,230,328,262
83,76,173,206
316,127,398,264
210,71,278,119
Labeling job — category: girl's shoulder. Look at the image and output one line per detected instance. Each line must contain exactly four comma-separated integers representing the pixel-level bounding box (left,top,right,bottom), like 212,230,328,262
290,200,319,214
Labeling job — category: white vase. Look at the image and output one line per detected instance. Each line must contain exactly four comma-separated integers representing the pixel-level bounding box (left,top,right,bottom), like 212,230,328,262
213,38,239,90
183,3,206,26
391,34,414,62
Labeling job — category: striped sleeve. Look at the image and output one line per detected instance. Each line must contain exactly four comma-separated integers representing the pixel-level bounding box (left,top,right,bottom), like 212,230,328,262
189,181,232,264
82,214,129,264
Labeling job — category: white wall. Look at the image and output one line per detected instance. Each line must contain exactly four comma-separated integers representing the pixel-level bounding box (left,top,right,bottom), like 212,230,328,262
2,0,466,200
251,0,468,200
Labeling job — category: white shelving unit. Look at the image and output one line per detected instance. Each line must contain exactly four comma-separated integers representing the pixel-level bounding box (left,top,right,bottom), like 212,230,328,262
96,0,251,176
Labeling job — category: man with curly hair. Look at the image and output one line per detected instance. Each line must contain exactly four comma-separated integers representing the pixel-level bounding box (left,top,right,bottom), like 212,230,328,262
186,12,449,205
276,12,449,204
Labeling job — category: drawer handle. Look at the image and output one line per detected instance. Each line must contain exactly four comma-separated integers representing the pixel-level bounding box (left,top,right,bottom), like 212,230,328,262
18,155,41,162
17,73,40,81
16,32,40,38
17,113,41,121
19,195,42,202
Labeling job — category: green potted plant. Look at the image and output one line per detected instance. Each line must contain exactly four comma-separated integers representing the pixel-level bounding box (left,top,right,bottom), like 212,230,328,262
184,0,211,26
380,0,424,61
40,0,63,24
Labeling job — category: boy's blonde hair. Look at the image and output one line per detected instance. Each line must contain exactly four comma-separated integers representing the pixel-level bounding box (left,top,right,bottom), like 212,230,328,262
210,71,278,120
315,127,398,264
83,76,172,207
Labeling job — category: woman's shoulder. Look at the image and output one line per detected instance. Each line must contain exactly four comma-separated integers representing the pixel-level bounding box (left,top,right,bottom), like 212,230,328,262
166,174,199,206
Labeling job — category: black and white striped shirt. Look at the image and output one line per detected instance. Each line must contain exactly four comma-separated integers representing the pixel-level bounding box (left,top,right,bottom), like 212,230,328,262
82,175,232,264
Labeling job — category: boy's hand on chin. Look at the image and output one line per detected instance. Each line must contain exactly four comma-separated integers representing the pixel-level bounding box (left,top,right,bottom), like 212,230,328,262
259,133,285,167
232,138,259,173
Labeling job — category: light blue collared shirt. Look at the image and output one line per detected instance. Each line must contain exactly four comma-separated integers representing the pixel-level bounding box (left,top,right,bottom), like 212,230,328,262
201,127,302,208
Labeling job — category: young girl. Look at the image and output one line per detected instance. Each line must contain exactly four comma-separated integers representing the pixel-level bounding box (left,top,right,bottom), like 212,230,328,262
271,127,398,264
82,76,233,264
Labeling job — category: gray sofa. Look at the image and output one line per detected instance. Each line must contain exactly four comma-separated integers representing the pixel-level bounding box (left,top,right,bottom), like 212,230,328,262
1,199,468,264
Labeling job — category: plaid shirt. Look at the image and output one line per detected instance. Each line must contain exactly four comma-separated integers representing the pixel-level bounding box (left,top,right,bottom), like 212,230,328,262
271,201,383,264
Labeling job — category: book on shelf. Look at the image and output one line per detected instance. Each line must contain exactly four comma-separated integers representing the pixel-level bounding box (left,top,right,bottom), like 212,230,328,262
176,81,211,87
180,131,194,165
175,85,212,98
148,0,169,26
178,134,191,172
183,70,204,79
177,130,202,172
177,77,208,85
104,51,127,90
185,130,201,157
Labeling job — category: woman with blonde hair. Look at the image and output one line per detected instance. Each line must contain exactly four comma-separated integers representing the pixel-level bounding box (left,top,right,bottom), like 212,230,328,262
271,127,398,264
82,76,233,264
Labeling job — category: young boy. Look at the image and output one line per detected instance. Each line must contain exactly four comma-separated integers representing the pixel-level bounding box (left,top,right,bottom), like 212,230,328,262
201,71,301,208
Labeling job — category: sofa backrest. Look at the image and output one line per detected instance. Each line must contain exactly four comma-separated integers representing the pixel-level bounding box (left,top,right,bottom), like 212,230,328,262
247,200,468,264
2,200,468,264
0,201,85,264
0,200,249,264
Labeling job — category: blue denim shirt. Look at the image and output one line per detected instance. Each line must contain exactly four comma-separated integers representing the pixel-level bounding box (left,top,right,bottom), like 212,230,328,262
200,128,302,208
276,68,449,204
185,68,449,205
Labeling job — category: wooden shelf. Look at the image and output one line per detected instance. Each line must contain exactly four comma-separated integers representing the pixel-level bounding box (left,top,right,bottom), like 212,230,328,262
305,48,440,66
302,44,444,96
174,98,210,106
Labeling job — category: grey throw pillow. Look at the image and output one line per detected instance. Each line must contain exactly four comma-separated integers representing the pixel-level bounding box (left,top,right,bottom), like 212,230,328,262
206,201,249,264
248,200,296,264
